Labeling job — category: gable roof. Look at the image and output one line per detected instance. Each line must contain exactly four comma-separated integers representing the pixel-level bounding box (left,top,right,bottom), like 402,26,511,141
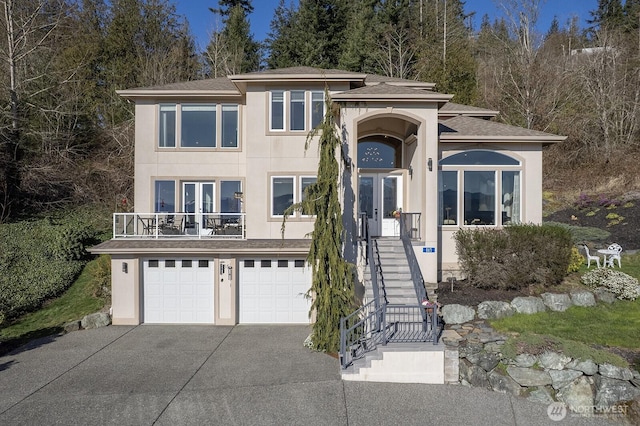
439,116,566,143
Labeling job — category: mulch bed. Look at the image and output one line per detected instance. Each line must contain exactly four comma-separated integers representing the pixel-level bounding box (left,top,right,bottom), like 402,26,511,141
545,198,640,250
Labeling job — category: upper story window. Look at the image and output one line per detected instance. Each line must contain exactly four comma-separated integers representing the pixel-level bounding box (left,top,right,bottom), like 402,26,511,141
270,90,284,131
158,103,238,149
159,105,176,147
181,105,216,147
439,150,521,227
290,90,305,131
269,90,325,132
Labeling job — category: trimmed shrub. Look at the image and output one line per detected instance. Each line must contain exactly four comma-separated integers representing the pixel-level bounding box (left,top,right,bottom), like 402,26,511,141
454,224,573,290
581,268,640,300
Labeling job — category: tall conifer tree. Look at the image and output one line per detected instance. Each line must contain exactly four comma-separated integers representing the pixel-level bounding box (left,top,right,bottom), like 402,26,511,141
282,93,355,353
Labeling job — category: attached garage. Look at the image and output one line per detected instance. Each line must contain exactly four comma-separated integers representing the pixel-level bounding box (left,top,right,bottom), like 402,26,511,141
239,259,312,324
143,258,214,324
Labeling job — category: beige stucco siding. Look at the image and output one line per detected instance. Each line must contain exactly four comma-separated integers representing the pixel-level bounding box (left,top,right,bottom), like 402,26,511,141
438,143,544,278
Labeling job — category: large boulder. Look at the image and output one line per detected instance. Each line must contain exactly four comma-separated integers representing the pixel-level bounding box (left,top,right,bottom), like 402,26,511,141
477,301,515,320
594,376,640,407
557,376,594,413
570,290,596,307
81,312,111,329
539,351,571,370
541,293,572,312
549,369,583,390
441,304,476,324
459,359,490,388
566,359,599,376
488,370,523,397
511,296,546,314
507,366,553,387
599,363,635,381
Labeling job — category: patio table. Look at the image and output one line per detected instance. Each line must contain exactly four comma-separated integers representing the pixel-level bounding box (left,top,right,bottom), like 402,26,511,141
597,248,618,267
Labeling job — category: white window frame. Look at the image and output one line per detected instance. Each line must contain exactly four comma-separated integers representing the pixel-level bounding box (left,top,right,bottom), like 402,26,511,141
439,151,522,227
310,91,325,129
157,103,239,150
271,176,295,217
270,90,285,131
290,90,306,131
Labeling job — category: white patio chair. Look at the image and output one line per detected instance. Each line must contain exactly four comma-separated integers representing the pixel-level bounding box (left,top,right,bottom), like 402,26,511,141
607,243,622,268
581,244,600,268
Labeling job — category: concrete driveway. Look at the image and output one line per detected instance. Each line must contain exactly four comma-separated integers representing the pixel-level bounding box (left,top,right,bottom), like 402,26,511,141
0,325,618,425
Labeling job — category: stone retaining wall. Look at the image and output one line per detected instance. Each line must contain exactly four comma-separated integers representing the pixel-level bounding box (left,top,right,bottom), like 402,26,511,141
440,288,640,416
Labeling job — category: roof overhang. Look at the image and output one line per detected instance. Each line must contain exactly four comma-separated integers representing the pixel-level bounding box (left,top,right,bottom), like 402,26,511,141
333,93,453,103
439,135,567,144
116,89,242,100
89,239,311,256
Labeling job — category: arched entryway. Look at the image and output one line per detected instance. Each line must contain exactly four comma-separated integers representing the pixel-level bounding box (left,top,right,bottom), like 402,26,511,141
357,136,404,237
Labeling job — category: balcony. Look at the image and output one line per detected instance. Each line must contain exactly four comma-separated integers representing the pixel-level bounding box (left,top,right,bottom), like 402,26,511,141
113,213,246,239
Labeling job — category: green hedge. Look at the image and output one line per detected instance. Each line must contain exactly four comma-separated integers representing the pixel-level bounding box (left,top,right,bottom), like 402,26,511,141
454,224,573,290
0,208,109,325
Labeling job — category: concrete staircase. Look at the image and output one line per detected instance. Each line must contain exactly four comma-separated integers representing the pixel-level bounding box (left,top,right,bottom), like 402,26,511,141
346,237,450,384
341,342,457,384
364,237,438,305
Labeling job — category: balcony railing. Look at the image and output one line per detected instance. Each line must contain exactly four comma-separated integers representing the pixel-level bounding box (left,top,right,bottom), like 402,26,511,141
113,212,246,239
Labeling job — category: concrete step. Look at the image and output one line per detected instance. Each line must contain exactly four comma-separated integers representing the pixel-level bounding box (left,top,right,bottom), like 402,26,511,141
341,343,447,384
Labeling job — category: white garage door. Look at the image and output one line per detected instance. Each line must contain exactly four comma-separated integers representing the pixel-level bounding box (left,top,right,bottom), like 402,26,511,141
239,259,312,324
143,258,214,324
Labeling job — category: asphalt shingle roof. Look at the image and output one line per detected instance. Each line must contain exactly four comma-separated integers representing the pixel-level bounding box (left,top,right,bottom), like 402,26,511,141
439,116,565,141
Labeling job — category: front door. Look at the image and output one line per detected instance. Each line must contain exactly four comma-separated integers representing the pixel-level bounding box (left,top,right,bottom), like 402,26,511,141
183,182,215,234
359,174,403,237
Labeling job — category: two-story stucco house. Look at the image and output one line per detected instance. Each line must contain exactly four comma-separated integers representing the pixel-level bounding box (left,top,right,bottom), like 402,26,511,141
91,66,565,326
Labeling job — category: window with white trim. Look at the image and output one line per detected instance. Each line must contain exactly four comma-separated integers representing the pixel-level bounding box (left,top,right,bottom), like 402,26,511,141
270,90,284,131
311,91,324,128
290,90,305,131
157,103,238,149
272,176,294,216
271,175,317,217
439,150,521,226
269,90,325,132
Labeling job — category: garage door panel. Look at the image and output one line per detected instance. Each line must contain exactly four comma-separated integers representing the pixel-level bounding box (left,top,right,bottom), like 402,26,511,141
240,259,311,324
143,258,214,324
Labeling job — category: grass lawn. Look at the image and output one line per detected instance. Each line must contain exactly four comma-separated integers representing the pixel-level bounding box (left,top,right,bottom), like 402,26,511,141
491,252,640,368
0,257,109,355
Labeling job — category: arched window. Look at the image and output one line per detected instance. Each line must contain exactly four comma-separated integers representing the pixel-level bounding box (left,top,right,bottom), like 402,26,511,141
439,150,521,227
440,150,520,166
357,137,402,169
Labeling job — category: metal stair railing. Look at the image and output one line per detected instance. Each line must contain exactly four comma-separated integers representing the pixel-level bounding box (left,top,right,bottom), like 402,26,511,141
398,212,428,305
339,301,441,369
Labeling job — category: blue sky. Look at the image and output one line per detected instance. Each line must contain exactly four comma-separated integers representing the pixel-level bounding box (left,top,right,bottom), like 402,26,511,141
174,0,599,50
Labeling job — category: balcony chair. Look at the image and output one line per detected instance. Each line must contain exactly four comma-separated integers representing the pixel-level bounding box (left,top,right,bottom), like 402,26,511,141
580,244,601,268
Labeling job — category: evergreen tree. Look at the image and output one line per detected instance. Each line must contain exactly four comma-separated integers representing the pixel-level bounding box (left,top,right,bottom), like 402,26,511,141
265,0,298,69
266,0,350,69
212,0,253,17
338,0,378,72
589,0,625,32
205,3,260,76
282,92,355,353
